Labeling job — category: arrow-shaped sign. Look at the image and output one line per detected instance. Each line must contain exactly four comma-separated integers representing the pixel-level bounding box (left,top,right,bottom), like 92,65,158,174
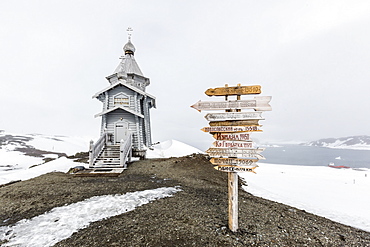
213,140,254,148
201,125,262,133
206,147,265,159
213,133,251,141
205,85,261,96
205,111,264,122
209,120,260,126
210,157,258,166
214,165,257,173
191,96,272,112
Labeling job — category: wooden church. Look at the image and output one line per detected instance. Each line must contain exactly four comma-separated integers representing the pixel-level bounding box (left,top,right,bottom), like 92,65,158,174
89,33,156,168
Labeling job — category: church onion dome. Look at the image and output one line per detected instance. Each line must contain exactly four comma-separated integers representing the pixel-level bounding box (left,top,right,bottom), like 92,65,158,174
124,40,136,55
113,38,143,76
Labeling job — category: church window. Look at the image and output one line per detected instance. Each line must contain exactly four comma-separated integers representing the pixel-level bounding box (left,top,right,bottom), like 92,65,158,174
114,93,130,106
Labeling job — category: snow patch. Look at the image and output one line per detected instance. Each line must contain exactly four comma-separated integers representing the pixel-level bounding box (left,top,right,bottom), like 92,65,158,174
0,187,181,247
0,157,85,185
146,139,204,158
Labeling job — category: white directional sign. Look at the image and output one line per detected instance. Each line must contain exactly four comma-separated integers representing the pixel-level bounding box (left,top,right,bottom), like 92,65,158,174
213,140,254,148
210,157,258,166
201,125,262,133
214,165,257,173
213,133,251,141
206,147,265,159
191,96,272,112
205,111,264,121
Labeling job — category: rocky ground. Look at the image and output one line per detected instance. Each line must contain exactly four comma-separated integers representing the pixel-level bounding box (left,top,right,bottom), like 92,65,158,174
1,154,370,246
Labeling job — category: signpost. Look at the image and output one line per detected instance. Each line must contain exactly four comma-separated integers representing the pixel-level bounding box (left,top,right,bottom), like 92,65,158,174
191,96,271,112
209,120,260,126
213,133,251,141
206,147,265,159
204,111,264,121
210,157,257,166
214,165,257,173
191,83,271,232
205,85,261,96
213,140,254,148
201,125,262,133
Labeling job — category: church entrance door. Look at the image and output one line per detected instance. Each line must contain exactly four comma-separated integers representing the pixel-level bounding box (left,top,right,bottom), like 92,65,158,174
114,120,129,144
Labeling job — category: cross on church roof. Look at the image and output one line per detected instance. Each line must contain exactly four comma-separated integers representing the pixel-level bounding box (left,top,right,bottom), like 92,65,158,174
127,27,133,41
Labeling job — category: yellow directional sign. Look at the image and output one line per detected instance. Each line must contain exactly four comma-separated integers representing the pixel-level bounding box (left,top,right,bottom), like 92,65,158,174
201,125,262,133
205,85,261,96
213,140,254,148
210,157,258,166
214,165,257,173
212,133,251,141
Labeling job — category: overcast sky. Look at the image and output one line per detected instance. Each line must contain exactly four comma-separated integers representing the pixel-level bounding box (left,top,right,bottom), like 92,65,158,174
1,0,370,150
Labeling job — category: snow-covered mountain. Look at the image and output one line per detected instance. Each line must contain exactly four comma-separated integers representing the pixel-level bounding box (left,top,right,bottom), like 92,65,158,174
304,135,370,150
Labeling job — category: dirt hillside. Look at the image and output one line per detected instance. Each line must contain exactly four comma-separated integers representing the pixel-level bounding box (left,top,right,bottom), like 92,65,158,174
1,154,369,246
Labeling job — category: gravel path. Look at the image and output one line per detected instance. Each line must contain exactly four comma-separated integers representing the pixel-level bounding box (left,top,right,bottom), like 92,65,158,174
1,154,369,246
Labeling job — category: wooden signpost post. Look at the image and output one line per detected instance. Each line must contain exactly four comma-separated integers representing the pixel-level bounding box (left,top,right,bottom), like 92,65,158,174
192,83,272,232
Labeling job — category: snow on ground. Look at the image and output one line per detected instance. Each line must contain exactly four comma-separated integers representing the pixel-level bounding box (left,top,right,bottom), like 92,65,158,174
1,137,370,235
239,163,370,232
0,157,85,185
0,187,181,247
0,132,91,173
146,139,204,158
27,134,91,155
0,148,44,171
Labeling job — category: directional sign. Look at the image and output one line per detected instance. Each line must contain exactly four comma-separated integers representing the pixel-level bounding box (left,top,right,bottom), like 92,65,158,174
210,157,258,166
213,140,254,148
206,147,265,159
205,112,264,121
213,133,251,141
191,96,272,112
209,120,260,126
201,125,262,133
214,165,257,173
205,85,261,96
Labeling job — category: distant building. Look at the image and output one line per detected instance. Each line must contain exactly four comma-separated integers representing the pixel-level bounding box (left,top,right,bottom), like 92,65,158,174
89,35,156,168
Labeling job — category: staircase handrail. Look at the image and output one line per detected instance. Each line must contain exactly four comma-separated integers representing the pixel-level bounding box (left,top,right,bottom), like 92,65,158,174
89,132,107,167
120,133,132,168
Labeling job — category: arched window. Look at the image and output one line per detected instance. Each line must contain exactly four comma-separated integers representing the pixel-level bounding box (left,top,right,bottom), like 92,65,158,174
113,93,130,107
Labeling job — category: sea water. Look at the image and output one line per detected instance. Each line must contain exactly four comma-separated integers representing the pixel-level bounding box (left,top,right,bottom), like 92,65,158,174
260,145,370,169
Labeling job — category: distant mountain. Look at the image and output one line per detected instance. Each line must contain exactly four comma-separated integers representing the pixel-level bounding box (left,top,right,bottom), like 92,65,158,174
304,135,370,150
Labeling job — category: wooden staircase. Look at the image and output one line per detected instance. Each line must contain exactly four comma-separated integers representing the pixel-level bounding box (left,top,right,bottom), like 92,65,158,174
89,133,132,169
93,145,121,167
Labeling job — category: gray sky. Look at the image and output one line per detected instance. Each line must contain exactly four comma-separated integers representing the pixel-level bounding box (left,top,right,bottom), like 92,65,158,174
1,0,370,150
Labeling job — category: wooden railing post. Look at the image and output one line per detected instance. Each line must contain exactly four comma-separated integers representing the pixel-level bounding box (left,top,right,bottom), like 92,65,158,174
89,140,94,167
120,139,124,168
